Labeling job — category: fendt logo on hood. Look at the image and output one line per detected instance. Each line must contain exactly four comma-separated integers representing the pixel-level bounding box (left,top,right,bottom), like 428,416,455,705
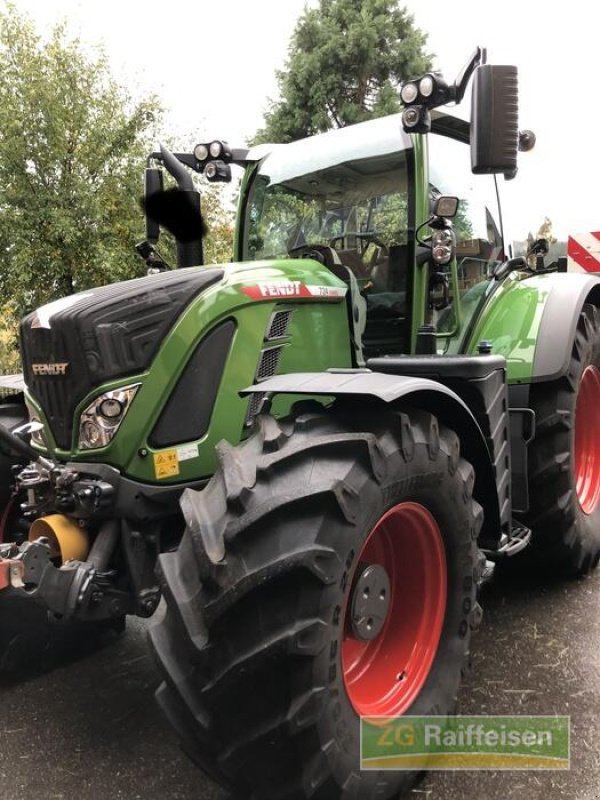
31,362,69,376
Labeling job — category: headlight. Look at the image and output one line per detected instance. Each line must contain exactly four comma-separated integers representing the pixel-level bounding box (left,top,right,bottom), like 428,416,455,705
98,397,124,419
78,384,140,450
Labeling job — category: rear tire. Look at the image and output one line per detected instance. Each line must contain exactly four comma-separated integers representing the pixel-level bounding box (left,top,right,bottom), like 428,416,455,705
150,403,484,799
523,303,600,577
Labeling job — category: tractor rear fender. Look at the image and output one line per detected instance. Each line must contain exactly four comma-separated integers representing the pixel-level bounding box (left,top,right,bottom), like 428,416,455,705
532,275,600,382
243,371,504,548
468,272,600,385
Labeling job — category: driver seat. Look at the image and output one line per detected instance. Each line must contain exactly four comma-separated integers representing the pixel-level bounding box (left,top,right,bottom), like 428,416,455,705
336,249,370,280
314,246,367,367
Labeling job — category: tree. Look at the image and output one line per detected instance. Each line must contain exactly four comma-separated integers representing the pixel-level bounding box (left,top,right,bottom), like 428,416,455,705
189,182,234,265
0,4,161,318
254,0,432,144
0,5,236,374
0,303,20,374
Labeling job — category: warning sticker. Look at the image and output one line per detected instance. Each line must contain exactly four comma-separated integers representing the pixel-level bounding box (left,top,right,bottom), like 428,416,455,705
153,449,179,479
177,443,199,462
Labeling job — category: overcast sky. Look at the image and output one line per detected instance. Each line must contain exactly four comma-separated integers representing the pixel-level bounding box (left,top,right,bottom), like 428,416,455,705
8,0,600,240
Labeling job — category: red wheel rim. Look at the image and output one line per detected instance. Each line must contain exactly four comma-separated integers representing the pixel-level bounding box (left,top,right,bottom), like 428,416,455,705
342,502,447,717
575,365,600,514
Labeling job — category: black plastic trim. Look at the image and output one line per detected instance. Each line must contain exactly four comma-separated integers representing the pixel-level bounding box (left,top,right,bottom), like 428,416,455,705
64,462,207,525
149,319,236,449
367,355,511,543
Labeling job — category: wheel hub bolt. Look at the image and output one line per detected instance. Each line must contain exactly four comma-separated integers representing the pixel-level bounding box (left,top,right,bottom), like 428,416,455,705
351,564,391,641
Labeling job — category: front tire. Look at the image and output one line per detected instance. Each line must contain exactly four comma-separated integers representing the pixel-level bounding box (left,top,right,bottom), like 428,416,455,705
150,404,484,799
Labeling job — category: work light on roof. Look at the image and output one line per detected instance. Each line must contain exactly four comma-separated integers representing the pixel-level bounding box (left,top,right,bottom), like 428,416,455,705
400,82,419,105
419,75,434,98
205,160,232,182
402,108,420,129
194,143,209,161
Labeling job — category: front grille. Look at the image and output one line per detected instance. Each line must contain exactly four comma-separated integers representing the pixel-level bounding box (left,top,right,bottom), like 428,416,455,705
245,391,267,424
266,310,292,340
246,345,284,426
246,310,290,427
256,346,283,381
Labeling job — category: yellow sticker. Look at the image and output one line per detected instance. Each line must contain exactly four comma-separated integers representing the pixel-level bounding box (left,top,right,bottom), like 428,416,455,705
153,449,179,479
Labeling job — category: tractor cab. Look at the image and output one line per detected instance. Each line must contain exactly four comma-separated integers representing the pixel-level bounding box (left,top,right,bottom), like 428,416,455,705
237,109,508,360
239,114,414,361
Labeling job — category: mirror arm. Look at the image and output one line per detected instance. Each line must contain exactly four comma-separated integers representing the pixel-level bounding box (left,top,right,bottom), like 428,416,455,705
159,145,194,191
451,47,485,104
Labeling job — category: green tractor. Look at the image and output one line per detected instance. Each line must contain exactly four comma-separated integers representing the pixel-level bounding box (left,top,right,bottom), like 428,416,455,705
1,48,599,798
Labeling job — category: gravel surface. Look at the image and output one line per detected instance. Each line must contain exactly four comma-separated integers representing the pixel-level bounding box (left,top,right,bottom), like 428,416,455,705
0,566,598,800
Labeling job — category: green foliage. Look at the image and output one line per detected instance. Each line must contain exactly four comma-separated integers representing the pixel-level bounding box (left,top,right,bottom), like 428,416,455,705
254,0,432,144
0,304,20,374
0,3,161,316
197,183,235,265
453,202,474,244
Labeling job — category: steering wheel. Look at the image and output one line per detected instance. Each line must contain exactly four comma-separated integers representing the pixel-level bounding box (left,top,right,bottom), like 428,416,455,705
329,232,388,251
287,243,337,267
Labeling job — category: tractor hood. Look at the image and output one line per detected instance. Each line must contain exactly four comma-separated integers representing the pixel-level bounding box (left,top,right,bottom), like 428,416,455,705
20,267,223,449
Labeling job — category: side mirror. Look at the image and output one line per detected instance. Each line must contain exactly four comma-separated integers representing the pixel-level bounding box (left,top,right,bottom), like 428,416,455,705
470,65,519,176
144,168,164,243
141,188,207,268
142,188,206,244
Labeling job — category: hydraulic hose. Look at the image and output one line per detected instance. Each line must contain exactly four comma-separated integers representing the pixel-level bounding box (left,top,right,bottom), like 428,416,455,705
87,519,120,571
0,422,53,469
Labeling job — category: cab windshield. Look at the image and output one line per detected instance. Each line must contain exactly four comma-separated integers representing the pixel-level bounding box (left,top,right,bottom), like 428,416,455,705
242,117,415,356
243,116,414,295
244,152,411,268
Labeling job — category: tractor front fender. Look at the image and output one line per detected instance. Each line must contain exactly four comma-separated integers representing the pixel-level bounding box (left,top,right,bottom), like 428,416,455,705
243,370,504,548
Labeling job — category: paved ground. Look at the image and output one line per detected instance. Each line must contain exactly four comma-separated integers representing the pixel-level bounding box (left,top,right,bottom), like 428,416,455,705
0,566,598,800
